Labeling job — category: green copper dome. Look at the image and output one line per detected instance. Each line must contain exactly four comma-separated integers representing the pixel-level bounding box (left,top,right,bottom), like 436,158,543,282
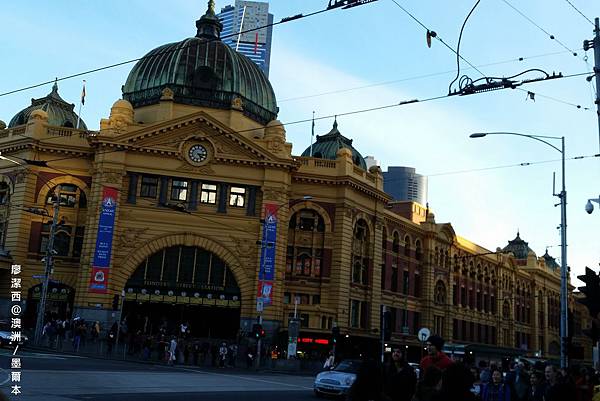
301,120,367,169
502,231,535,260
8,81,87,130
122,1,278,125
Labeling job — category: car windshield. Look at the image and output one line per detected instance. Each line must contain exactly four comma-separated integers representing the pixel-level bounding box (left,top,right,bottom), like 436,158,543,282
333,360,361,373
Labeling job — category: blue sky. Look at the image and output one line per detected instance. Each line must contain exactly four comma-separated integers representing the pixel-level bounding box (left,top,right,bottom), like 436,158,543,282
1,0,598,284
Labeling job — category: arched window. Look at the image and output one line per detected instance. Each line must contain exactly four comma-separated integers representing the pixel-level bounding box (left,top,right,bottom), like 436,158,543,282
404,235,411,257
288,209,325,232
415,240,422,261
435,281,446,304
46,184,87,209
286,209,328,279
392,232,400,254
351,219,370,285
0,182,9,205
503,300,511,318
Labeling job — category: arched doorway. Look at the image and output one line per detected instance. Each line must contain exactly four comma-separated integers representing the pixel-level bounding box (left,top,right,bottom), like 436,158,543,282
122,245,241,340
24,282,75,329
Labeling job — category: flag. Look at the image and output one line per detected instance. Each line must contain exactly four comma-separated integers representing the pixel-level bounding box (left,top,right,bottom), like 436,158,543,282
254,32,259,54
81,81,86,106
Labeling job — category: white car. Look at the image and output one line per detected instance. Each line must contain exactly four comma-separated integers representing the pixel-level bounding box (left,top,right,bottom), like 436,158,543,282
314,359,361,398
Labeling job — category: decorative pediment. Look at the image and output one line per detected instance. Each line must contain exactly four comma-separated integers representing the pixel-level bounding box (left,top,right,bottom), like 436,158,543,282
93,111,292,167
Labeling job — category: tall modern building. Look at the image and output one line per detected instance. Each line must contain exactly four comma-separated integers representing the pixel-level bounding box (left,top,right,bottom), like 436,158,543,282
218,1,273,77
383,166,428,205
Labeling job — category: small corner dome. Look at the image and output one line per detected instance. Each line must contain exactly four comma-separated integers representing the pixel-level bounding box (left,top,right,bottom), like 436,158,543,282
0,120,6,130
121,1,277,125
264,119,285,140
301,119,367,169
8,81,87,129
112,99,133,111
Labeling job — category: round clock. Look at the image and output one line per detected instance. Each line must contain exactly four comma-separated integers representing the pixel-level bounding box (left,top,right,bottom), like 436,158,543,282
188,144,208,163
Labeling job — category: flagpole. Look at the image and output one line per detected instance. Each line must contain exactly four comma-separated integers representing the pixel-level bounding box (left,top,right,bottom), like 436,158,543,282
76,80,86,130
309,111,315,157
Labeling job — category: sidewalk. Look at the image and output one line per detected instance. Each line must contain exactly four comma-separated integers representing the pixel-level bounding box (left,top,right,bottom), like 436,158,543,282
25,342,318,376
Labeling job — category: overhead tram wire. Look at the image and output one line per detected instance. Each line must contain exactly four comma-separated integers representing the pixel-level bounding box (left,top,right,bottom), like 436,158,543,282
563,0,595,26
388,0,486,78
423,153,600,178
0,2,369,98
499,0,580,57
10,70,593,167
279,49,577,103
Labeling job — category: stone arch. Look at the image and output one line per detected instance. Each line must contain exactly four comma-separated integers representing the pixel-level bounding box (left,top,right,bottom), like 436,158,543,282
118,232,251,304
353,212,374,241
287,201,333,232
35,175,90,205
0,175,14,193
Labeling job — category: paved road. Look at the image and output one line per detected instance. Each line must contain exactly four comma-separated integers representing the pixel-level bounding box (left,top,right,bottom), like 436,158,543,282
0,348,317,401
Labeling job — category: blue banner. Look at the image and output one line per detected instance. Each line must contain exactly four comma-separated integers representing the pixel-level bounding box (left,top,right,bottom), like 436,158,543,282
258,203,278,281
92,186,118,269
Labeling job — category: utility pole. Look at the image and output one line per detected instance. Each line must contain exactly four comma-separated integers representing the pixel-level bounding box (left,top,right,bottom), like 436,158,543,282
584,17,600,152
34,185,61,345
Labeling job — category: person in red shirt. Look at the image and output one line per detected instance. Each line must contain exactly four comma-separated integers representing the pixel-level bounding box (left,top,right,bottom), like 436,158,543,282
420,335,453,372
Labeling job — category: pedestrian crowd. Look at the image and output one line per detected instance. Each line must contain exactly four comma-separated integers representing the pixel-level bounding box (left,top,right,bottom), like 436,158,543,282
345,334,600,401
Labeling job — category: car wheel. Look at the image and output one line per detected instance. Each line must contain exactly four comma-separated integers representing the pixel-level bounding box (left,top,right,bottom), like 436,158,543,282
314,389,324,398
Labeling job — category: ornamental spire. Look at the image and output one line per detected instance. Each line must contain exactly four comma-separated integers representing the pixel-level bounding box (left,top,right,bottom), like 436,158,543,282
196,0,223,39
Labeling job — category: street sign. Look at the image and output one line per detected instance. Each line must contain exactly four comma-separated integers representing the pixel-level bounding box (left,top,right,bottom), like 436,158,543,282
418,327,430,342
256,298,264,312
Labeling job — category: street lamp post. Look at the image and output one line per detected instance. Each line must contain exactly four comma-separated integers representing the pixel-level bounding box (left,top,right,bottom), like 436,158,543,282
470,132,569,368
34,185,61,346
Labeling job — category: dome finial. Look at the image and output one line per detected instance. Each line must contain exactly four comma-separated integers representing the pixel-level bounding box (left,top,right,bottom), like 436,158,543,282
196,0,223,39
333,115,338,130
207,0,216,15
52,78,58,93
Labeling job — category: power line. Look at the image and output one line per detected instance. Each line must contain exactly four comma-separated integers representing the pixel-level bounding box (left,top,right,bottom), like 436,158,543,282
7,70,592,167
0,3,357,98
448,0,483,94
388,0,486,78
425,153,599,178
279,49,576,103
499,0,579,56
563,0,595,26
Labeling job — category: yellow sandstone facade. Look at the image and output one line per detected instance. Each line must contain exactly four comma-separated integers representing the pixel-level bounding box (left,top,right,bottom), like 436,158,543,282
0,2,592,364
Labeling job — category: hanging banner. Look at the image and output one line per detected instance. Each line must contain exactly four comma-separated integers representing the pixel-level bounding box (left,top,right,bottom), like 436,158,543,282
89,267,110,294
257,280,273,305
89,186,118,294
258,203,278,281
257,203,278,306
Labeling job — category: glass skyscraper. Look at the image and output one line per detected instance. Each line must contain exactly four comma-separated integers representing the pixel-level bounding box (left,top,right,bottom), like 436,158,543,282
218,1,273,77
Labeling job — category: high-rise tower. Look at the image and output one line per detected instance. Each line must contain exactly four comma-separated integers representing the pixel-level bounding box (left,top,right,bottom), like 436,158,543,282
383,166,428,205
218,1,273,77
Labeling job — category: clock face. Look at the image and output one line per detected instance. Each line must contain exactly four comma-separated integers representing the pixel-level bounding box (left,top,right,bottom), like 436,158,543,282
188,144,208,163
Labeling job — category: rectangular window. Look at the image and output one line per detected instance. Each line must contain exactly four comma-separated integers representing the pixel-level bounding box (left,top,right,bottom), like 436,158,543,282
0,185,8,205
283,292,290,304
300,313,309,328
170,180,189,201
391,267,398,292
312,295,321,305
412,312,421,335
350,300,360,328
453,283,458,305
461,287,467,307
414,274,421,297
434,315,444,337
402,271,409,295
229,186,246,207
140,176,159,198
200,183,217,204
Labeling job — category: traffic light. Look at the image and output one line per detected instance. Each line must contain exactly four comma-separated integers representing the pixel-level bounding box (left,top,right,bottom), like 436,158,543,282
252,323,265,339
112,294,120,311
577,267,600,319
332,326,340,343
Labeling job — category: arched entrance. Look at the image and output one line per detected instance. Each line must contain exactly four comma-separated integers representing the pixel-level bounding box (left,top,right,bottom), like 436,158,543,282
24,282,75,329
122,245,241,340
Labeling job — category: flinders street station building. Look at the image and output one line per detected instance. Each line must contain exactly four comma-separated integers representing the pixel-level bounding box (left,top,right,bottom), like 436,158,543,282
0,3,592,364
